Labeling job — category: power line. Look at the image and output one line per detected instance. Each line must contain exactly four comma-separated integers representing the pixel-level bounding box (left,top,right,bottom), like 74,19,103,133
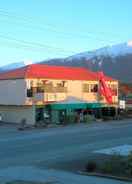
0,8,126,57
0,40,75,57
0,34,76,55
2,43,64,55
0,8,82,55
0,10,101,41
0,34,74,52
0,8,117,43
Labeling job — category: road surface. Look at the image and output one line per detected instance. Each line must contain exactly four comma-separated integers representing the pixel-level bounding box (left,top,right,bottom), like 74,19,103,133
0,119,132,183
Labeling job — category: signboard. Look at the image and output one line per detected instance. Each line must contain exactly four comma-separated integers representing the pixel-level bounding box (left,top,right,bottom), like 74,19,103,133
119,100,125,109
126,94,132,108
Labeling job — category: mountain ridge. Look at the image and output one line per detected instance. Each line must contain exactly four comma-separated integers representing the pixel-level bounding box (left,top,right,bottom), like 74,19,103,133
0,41,132,82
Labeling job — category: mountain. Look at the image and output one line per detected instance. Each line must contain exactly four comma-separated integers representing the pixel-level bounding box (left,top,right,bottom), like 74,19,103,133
66,41,132,62
40,58,65,65
0,62,25,71
0,41,132,82
0,60,33,72
41,41,132,83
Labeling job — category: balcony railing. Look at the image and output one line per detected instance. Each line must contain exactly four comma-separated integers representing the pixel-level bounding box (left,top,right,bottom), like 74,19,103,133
44,86,67,93
27,86,67,95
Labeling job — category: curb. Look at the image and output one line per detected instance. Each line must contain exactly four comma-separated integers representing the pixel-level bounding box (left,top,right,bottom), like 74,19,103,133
78,171,132,182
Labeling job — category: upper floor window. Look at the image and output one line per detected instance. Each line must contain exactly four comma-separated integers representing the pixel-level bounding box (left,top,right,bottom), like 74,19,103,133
56,81,66,87
83,84,90,92
83,83,98,93
37,87,44,93
36,86,44,93
90,84,98,93
36,81,45,93
110,84,118,95
27,88,33,97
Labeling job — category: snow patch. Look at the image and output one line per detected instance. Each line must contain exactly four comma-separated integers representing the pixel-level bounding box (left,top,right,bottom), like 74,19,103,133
94,144,132,156
24,60,32,65
66,42,132,63
98,61,102,67
127,40,132,47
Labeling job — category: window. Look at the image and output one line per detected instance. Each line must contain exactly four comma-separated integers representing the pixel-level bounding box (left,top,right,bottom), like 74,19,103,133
90,84,98,93
83,84,90,92
27,88,33,97
36,81,44,93
110,84,118,96
37,86,44,93
62,81,66,87
57,83,62,87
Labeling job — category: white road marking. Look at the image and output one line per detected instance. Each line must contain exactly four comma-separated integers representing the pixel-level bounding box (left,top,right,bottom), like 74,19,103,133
94,144,132,156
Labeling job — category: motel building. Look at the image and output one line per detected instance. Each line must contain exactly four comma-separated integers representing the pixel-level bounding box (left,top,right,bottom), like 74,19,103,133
0,64,118,125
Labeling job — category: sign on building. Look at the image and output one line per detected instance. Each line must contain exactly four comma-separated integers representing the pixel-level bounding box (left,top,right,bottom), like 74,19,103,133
119,100,126,109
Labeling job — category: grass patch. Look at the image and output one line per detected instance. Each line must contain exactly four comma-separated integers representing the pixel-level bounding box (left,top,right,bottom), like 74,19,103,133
85,152,132,179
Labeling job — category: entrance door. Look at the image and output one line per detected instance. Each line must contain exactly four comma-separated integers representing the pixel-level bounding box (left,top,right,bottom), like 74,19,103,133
36,108,44,122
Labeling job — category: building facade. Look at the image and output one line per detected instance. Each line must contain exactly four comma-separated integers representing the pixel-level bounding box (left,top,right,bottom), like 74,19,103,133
0,64,118,125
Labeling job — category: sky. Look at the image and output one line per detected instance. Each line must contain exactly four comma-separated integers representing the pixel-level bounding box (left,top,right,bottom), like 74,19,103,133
0,0,132,66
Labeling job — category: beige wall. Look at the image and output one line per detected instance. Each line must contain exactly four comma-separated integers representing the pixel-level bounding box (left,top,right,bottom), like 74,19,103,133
25,78,118,105
0,78,118,106
0,79,26,105
67,80,83,99
0,105,35,125
44,92,67,102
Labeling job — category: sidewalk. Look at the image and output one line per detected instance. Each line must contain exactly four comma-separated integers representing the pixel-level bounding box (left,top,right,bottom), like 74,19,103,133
0,166,130,184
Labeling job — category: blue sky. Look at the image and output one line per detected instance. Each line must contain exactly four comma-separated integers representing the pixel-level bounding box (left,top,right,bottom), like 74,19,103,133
0,0,132,66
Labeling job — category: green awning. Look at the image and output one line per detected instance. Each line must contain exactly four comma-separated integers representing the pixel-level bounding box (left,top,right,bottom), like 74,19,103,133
87,103,103,108
49,102,103,110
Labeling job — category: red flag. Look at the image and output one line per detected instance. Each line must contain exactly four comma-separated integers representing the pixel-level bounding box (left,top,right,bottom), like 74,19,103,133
98,72,113,104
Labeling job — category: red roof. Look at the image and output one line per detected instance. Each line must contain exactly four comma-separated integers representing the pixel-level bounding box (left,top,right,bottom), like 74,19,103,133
0,64,116,81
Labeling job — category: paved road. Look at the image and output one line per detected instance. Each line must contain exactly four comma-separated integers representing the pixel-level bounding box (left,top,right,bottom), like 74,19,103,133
0,119,132,183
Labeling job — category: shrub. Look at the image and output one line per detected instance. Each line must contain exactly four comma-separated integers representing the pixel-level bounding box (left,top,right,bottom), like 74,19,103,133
83,114,94,123
85,161,97,172
127,151,132,166
125,151,132,176
101,154,125,174
101,161,113,174
65,114,75,123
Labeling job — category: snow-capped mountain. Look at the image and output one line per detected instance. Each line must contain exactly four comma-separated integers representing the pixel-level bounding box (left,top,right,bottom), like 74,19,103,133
66,41,132,61
0,60,33,72
1,62,25,71
0,41,132,82
43,41,132,82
